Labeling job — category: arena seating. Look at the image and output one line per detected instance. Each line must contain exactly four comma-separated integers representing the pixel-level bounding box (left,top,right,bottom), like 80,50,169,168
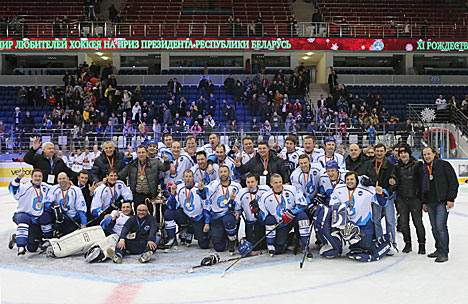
121,0,295,36
316,0,468,38
0,0,84,22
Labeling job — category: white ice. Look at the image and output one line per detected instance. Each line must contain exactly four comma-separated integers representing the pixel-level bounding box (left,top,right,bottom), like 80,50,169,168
1,185,468,304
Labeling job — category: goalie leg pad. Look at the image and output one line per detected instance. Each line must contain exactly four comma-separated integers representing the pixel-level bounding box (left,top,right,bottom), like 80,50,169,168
314,205,343,258
48,226,106,258
348,233,391,262
331,203,348,229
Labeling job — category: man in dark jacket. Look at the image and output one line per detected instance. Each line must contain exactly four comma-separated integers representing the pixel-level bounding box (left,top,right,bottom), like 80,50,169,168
235,141,289,186
109,204,158,264
420,146,458,263
91,141,125,183
395,144,425,254
364,143,398,252
119,145,170,214
345,144,370,176
24,137,76,184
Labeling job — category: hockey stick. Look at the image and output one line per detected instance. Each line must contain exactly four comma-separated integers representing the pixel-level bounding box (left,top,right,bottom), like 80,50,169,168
62,210,82,229
188,252,262,273
299,222,314,269
221,220,283,277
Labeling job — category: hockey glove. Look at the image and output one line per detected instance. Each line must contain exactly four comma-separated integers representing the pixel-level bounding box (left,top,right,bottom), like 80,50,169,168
312,192,327,206
249,199,260,216
281,210,295,225
341,222,361,245
201,253,220,266
360,175,373,187
238,238,253,256
52,203,64,224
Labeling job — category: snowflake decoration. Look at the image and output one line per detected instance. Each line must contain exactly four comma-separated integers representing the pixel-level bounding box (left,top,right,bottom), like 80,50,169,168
405,43,413,51
307,38,315,43
421,108,436,123
361,45,366,50
326,39,330,43
331,43,339,50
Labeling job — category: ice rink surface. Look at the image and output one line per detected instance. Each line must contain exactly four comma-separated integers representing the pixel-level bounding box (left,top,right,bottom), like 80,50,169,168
1,185,468,304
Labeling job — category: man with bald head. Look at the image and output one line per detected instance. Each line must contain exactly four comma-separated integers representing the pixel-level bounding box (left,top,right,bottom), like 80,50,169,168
24,137,76,184
345,144,370,176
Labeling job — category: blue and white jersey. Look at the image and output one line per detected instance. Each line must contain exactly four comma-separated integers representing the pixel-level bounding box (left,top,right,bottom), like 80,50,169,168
239,150,257,165
318,170,346,201
280,147,303,168
100,210,131,235
259,185,308,224
45,184,87,224
329,184,388,233
9,179,51,218
212,156,240,182
168,183,209,223
316,153,346,170
191,163,219,184
201,144,217,159
235,185,270,223
164,151,195,185
201,180,242,220
290,163,322,202
302,148,324,163
158,143,171,157
90,180,133,217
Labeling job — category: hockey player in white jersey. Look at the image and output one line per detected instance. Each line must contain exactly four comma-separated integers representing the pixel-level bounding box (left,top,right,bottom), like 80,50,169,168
318,160,346,203
8,169,51,255
209,144,239,182
239,136,257,164
191,151,218,184
197,165,242,253
278,135,303,174
290,154,322,204
201,133,222,159
316,136,346,170
165,170,210,249
40,172,87,237
158,133,174,157
302,135,324,163
235,173,270,248
314,171,392,261
90,168,133,220
259,173,311,256
164,141,195,186
84,201,133,263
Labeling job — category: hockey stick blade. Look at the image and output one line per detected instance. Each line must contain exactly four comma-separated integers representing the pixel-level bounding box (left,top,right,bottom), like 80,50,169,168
188,252,261,273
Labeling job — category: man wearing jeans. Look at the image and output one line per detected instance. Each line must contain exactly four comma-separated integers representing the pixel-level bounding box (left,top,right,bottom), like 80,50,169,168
420,146,458,263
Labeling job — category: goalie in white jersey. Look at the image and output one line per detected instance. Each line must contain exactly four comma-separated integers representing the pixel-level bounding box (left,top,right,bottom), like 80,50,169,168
41,172,87,237
198,165,242,253
165,170,210,249
90,168,133,220
314,171,392,261
259,174,311,257
8,169,51,255
84,201,133,263
235,173,269,249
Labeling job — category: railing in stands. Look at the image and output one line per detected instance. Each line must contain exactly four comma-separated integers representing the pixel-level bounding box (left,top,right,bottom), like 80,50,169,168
0,121,459,157
1,21,467,38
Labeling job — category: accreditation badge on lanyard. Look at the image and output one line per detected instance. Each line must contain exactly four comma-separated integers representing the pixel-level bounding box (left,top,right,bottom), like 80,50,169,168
47,159,55,184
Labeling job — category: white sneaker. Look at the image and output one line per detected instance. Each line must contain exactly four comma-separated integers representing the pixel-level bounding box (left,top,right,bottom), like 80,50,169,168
138,251,153,263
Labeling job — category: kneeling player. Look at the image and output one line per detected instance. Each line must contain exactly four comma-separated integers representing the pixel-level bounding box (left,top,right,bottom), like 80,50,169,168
198,166,241,253
315,171,392,261
165,170,210,250
259,174,311,257
108,204,158,263
84,201,133,263
235,174,269,249
8,169,51,255
40,172,87,238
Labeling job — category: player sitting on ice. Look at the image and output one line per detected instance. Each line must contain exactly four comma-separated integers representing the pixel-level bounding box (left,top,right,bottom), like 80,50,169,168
314,171,392,261
197,165,242,254
8,169,51,255
84,201,133,263
165,170,210,250
90,168,133,222
234,174,269,249
108,204,159,264
259,173,311,258
39,172,87,238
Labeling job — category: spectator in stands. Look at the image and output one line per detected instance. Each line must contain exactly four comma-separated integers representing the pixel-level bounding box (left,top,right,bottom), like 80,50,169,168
286,17,297,36
224,74,235,96
198,76,209,97
366,124,377,145
0,121,5,151
414,120,425,149
109,4,118,22
328,67,338,93
13,107,23,127
435,94,448,122
312,9,323,36
52,17,61,37
226,16,234,36
114,13,124,35
421,19,429,38
263,120,271,142
22,111,35,131
17,87,27,105
234,18,242,36
255,15,263,36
